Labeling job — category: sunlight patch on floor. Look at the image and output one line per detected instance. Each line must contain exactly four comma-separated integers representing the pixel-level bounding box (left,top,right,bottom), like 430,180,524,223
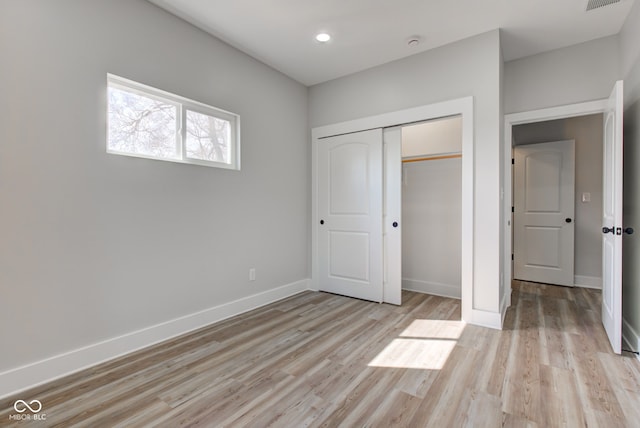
368,320,465,370
400,319,466,339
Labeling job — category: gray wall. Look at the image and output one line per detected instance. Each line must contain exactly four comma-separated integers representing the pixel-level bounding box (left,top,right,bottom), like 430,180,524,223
513,115,604,284
402,158,462,298
310,30,503,314
505,36,620,114
0,0,308,373
620,0,640,348
402,117,462,157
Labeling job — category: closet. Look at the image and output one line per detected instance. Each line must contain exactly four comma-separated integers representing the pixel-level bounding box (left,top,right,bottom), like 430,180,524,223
401,116,463,299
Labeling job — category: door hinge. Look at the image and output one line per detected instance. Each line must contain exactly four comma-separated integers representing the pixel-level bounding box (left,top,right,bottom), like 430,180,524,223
511,254,514,261
512,158,515,165
512,206,514,213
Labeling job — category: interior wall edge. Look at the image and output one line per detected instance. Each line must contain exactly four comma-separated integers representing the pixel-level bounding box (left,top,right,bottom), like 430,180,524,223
500,294,509,327
0,278,311,401
623,316,640,354
573,275,602,289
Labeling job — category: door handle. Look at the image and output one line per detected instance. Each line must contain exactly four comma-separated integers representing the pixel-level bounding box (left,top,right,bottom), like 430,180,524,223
602,227,615,234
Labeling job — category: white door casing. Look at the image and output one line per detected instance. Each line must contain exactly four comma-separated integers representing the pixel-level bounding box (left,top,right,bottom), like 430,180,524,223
317,129,384,302
513,140,575,286
602,80,623,355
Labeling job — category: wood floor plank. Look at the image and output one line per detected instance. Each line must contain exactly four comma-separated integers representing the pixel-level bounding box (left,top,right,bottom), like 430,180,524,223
502,412,539,428
113,398,172,428
2,281,639,427
502,296,542,422
365,388,423,427
538,364,586,427
395,367,440,399
485,328,512,397
309,366,388,426
456,390,503,428
566,333,626,420
324,367,406,427
608,381,640,426
409,345,482,427
598,352,640,392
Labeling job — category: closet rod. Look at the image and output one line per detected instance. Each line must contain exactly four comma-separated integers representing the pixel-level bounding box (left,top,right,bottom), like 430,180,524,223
402,153,462,163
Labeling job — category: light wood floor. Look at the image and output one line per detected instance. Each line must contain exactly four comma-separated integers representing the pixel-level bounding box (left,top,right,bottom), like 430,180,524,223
2,281,640,427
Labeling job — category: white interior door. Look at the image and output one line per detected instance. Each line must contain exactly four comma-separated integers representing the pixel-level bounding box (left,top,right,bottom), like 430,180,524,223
602,80,623,355
513,140,575,286
317,129,383,302
383,127,402,305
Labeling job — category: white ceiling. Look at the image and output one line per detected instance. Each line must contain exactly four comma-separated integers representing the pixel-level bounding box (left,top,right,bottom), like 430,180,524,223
148,0,635,86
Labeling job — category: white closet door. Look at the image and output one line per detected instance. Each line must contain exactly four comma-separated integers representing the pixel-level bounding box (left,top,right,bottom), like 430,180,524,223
317,129,383,302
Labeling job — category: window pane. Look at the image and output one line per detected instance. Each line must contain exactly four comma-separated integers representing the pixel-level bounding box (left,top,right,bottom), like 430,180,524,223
108,86,178,159
186,110,231,163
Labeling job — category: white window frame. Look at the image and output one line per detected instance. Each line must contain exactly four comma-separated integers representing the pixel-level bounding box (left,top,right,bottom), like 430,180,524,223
107,74,241,170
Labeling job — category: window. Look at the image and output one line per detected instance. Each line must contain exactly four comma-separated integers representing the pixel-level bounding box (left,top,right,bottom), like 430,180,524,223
107,74,240,170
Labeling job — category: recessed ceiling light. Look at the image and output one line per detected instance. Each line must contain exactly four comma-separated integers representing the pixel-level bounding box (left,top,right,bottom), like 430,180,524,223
315,33,331,43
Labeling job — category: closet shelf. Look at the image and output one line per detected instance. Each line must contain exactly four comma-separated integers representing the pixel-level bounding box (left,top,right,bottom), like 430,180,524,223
402,153,462,163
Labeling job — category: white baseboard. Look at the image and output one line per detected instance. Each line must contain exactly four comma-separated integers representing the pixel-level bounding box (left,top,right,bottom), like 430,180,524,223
470,308,502,330
623,317,640,360
574,275,602,289
0,279,310,400
402,278,461,300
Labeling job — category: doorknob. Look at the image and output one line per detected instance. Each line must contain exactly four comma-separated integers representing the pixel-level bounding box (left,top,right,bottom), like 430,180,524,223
625,227,634,235
565,218,572,223
320,220,324,225
392,221,398,228
602,227,615,234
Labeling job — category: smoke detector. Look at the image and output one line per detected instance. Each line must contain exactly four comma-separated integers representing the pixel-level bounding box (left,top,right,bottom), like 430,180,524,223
586,0,620,11
407,36,421,47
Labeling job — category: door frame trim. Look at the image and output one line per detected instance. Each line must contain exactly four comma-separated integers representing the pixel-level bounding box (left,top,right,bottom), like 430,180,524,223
503,99,608,309
312,96,474,323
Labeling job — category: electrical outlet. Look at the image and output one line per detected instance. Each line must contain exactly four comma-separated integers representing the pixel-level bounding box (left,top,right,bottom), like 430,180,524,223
249,268,256,281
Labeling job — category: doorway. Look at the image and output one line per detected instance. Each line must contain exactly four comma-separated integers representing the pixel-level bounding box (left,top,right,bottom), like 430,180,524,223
511,115,603,288
503,99,610,310
503,81,624,353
